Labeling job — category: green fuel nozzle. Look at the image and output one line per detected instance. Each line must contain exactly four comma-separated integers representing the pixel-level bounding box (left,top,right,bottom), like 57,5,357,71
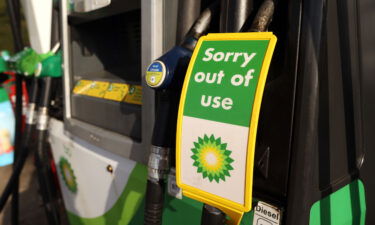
34,51,62,78
7,48,52,76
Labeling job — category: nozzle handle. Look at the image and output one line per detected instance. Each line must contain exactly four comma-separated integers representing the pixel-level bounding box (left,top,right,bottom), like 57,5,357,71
151,90,179,148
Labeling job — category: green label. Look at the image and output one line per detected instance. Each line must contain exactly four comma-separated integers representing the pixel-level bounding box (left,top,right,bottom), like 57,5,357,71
183,40,269,127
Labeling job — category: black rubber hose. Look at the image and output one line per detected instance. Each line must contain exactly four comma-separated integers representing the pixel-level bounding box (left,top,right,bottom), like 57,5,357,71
0,145,28,212
144,180,165,225
151,90,179,147
4,0,24,223
220,0,253,32
249,0,275,32
0,79,39,213
39,77,53,108
145,90,180,225
22,78,39,146
33,7,61,225
201,204,226,225
34,77,60,225
0,118,35,212
182,0,220,47
29,79,40,106
34,128,60,225
144,3,219,225
145,91,178,225
176,0,201,45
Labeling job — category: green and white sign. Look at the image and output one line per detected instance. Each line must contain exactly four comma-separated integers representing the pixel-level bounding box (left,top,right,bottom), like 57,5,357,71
176,32,276,222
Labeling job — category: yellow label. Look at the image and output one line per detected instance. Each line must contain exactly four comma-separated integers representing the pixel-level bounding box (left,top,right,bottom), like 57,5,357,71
73,80,142,105
146,60,166,87
124,85,142,105
73,80,93,95
85,81,110,98
146,71,163,87
103,83,129,101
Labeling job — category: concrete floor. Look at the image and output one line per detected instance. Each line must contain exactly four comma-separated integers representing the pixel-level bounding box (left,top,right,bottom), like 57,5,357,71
0,157,48,225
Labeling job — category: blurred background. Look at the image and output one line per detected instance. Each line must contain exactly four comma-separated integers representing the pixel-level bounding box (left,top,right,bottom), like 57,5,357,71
0,1,28,52
0,4,47,225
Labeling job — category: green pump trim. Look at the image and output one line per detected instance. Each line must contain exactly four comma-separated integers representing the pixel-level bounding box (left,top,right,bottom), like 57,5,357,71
66,163,147,225
309,179,366,225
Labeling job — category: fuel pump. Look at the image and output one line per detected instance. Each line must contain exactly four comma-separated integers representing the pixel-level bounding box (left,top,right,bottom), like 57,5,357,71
144,2,220,224
0,1,62,225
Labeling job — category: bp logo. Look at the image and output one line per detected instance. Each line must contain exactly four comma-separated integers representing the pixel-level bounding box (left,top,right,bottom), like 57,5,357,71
191,134,234,183
59,157,77,193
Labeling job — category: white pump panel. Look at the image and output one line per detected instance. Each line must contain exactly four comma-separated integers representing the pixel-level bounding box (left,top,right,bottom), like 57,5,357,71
22,0,52,54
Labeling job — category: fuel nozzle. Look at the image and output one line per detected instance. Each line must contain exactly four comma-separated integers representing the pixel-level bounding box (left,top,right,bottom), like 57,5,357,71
144,2,220,225
145,45,192,90
145,1,219,90
34,51,62,78
143,33,196,225
7,48,52,76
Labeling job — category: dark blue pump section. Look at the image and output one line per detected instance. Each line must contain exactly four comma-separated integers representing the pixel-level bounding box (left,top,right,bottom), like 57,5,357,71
149,46,192,89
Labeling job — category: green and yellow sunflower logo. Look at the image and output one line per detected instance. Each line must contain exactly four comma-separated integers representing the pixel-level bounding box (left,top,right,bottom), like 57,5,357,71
59,157,77,193
191,134,234,183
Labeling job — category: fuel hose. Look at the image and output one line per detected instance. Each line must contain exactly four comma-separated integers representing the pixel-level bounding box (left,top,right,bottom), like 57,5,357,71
0,79,38,213
34,76,60,225
144,2,220,225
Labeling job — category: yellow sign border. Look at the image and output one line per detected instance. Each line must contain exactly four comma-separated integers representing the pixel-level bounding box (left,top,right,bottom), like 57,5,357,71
176,32,277,218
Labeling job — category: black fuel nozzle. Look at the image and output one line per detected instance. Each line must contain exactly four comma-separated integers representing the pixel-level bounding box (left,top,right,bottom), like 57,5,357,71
144,2,220,225
144,42,194,225
145,0,219,91
145,45,193,91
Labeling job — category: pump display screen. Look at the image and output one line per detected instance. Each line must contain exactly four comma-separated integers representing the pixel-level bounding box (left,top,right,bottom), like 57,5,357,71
176,33,277,215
